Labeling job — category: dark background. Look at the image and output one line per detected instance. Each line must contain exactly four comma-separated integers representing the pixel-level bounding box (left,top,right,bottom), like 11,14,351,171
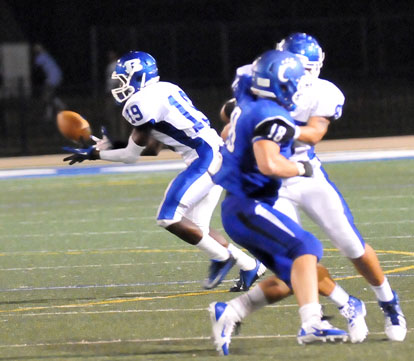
1,0,413,156
4,0,414,85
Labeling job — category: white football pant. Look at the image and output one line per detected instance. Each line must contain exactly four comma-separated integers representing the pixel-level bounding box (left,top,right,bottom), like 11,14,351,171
274,161,365,259
157,171,222,235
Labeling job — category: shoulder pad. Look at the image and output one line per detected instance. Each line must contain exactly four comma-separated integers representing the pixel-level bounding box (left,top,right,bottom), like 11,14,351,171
312,79,345,120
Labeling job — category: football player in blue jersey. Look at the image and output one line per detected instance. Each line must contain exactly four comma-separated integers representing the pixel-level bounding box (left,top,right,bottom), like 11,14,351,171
208,49,347,356
63,51,266,291
218,33,406,344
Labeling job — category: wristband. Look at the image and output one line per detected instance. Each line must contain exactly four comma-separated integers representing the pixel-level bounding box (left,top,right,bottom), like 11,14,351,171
294,125,301,140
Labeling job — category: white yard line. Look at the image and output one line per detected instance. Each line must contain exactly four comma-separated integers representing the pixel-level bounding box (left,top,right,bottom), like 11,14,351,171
2,221,414,240
1,148,414,180
0,329,412,348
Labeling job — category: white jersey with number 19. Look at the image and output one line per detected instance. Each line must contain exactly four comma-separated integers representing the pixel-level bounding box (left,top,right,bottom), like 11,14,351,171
121,81,223,165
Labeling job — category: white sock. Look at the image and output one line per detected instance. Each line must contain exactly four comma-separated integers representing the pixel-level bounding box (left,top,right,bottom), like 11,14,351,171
328,284,350,308
228,285,268,320
196,234,229,261
299,303,322,325
228,243,257,271
370,277,394,302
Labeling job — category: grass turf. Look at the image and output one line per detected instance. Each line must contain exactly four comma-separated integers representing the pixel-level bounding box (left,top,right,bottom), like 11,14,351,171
0,159,413,360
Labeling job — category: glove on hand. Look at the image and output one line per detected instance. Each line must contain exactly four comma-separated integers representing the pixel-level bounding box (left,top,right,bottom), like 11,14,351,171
63,145,99,165
296,161,313,177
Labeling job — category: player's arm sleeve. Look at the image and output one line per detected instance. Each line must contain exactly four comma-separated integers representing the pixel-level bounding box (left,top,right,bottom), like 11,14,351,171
99,125,151,164
252,117,295,144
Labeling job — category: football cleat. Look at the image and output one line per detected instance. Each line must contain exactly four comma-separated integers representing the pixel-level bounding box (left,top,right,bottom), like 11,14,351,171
229,260,266,292
209,302,240,356
297,319,348,345
378,290,407,341
339,295,369,343
203,255,236,289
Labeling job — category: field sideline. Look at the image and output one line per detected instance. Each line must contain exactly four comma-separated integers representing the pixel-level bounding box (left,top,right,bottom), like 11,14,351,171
0,137,413,360
1,135,414,170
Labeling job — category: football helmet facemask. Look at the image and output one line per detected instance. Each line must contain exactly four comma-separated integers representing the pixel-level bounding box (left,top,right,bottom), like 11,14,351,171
276,33,325,78
111,51,160,104
250,50,309,111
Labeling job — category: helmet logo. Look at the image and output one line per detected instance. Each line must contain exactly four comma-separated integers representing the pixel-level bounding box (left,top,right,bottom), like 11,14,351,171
124,59,143,74
278,58,297,82
257,77,270,87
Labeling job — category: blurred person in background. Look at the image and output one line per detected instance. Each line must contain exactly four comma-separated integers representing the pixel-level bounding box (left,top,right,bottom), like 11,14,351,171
105,50,119,94
104,49,129,140
33,43,65,121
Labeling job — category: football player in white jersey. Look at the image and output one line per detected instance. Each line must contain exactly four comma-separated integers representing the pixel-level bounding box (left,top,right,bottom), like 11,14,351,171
63,51,265,290
274,33,406,342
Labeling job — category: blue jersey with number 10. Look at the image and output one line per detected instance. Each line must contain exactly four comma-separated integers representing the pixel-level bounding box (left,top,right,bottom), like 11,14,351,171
212,96,296,204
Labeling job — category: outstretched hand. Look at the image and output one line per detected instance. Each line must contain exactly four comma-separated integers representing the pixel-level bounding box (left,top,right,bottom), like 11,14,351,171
63,144,99,165
91,126,113,151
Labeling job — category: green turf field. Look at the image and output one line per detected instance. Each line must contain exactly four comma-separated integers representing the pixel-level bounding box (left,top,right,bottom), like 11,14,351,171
0,159,413,360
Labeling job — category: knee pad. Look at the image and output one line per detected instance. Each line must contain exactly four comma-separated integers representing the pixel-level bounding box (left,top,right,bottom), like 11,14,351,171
156,204,186,228
156,216,181,229
337,241,365,259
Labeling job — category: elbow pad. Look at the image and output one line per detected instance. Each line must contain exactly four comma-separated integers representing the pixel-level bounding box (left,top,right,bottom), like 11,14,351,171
99,136,144,164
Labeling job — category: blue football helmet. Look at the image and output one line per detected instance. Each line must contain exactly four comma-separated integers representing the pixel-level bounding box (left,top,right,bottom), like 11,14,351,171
250,50,307,111
111,51,159,103
276,33,324,77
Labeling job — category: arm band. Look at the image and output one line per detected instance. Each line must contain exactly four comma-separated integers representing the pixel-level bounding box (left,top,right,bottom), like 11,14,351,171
99,136,144,164
293,125,301,140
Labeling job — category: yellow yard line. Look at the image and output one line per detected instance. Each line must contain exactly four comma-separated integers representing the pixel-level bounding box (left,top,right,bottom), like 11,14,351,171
0,289,228,314
0,248,412,314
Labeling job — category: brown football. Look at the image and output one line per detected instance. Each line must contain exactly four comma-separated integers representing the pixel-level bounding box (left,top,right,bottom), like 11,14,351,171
56,110,91,143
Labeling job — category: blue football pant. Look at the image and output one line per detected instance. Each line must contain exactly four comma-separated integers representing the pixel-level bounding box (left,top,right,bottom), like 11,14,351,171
221,194,323,286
